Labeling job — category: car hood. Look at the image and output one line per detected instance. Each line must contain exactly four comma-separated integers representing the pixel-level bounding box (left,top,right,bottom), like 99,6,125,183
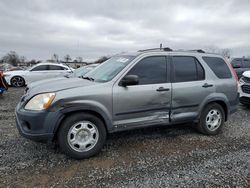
26,77,97,96
242,71,250,78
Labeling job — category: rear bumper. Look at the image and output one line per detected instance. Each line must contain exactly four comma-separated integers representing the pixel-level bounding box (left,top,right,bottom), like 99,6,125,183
228,92,239,115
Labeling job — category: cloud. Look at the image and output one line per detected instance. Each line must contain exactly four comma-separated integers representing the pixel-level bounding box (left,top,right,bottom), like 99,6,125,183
0,0,250,61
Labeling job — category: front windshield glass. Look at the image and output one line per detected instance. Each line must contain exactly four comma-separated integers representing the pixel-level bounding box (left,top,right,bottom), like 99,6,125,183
74,67,89,77
85,55,135,82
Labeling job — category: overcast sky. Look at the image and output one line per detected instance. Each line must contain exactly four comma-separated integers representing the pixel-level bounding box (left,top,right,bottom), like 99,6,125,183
0,0,250,61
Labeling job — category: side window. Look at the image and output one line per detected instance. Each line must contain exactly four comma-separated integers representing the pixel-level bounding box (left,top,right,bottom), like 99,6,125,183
48,65,65,70
243,59,250,68
231,59,242,68
31,65,48,71
202,57,232,79
172,56,205,82
127,56,167,85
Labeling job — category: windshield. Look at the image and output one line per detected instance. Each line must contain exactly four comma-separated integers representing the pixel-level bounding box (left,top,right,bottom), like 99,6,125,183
74,67,90,77
85,55,135,82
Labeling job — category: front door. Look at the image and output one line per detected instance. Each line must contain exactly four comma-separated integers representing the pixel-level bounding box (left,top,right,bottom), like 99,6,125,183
112,56,171,129
26,65,50,83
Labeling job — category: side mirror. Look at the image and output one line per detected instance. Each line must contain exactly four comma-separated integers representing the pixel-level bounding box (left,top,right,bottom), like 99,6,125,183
120,75,139,87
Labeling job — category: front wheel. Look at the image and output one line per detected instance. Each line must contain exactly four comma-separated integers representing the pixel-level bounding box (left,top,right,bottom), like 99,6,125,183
58,113,107,159
197,103,225,135
11,76,25,87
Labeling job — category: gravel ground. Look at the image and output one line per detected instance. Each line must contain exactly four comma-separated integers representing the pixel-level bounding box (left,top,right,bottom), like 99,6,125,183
0,88,250,187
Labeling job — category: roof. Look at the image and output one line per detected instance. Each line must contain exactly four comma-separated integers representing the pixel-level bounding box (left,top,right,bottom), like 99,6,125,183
35,62,69,68
121,48,222,58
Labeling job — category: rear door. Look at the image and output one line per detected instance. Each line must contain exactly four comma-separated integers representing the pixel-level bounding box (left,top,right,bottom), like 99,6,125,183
170,56,215,122
112,56,171,129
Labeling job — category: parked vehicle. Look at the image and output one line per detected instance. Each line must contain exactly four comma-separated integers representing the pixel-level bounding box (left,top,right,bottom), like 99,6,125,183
15,48,239,159
66,64,99,78
239,71,250,105
4,62,73,87
230,58,250,78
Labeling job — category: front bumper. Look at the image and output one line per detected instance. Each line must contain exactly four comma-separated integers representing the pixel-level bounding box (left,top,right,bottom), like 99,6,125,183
239,83,250,105
4,76,11,86
15,102,62,142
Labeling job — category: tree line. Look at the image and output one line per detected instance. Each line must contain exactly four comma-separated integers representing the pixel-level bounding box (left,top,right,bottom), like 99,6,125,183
0,51,109,67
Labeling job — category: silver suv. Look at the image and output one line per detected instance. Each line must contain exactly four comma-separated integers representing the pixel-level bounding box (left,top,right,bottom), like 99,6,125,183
15,48,239,159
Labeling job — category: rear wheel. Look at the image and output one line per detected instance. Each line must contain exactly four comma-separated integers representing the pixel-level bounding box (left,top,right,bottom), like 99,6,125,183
11,76,25,87
197,103,225,135
58,113,107,159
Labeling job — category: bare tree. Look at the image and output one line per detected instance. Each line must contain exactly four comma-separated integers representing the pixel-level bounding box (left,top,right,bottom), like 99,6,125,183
221,48,231,59
20,56,26,63
94,56,109,64
1,51,20,66
52,53,59,62
205,46,218,53
76,57,83,63
64,54,71,62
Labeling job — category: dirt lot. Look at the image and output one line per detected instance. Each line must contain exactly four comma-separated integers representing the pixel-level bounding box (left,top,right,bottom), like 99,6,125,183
0,87,250,187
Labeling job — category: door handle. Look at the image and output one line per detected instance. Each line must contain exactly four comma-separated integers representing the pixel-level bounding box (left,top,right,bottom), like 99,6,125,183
156,87,170,92
202,83,213,88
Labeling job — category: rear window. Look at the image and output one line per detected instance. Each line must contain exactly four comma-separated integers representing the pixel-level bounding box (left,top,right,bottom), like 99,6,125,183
202,57,232,79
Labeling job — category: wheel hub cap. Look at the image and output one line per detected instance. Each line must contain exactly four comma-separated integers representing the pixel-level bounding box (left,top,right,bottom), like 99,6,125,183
205,109,222,131
67,121,99,152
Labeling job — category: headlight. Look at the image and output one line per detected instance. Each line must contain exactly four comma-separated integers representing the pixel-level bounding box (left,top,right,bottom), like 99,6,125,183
239,77,245,84
24,93,55,111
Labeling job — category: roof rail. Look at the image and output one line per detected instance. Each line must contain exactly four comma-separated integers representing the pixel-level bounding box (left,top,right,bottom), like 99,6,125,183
138,47,173,52
186,49,205,53
138,48,205,53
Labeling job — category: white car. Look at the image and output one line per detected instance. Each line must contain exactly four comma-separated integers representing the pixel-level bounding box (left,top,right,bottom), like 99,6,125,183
239,70,250,105
4,62,73,87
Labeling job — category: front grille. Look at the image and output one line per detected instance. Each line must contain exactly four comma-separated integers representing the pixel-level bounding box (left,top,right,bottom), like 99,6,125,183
242,76,250,83
242,85,250,94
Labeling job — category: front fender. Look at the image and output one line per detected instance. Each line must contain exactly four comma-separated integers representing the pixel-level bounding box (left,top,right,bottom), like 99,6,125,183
51,99,113,133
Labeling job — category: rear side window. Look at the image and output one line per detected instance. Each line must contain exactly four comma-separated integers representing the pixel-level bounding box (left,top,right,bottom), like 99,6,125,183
31,65,48,71
48,65,66,70
127,56,167,85
172,56,205,82
202,57,232,79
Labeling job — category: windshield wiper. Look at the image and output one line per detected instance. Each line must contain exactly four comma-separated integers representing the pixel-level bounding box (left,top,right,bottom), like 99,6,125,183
82,76,95,81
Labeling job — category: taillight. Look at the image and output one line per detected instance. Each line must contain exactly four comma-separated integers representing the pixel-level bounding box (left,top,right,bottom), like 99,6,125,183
225,60,239,92
226,60,238,81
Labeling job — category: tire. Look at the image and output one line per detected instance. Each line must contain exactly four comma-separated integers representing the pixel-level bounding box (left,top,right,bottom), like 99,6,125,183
11,76,25,87
197,103,225,135
58,113,107,159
